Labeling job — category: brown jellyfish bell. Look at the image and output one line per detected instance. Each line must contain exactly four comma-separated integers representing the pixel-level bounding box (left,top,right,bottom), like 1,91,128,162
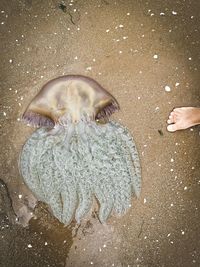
20,75,141,225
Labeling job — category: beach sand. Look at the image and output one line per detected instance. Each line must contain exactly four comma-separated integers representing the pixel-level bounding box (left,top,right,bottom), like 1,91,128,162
0,0,200,266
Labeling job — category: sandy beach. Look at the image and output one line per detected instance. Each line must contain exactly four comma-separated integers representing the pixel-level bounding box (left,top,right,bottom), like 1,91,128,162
0,0,200,266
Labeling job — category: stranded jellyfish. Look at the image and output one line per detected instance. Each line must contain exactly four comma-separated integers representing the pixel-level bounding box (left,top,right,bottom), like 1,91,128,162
19,75,141,225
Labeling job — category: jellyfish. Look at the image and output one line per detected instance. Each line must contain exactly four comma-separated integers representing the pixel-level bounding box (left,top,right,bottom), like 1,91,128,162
19,75,141,225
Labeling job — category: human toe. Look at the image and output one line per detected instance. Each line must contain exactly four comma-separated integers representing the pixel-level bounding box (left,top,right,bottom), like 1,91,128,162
167,112,175,124
167,124,178,132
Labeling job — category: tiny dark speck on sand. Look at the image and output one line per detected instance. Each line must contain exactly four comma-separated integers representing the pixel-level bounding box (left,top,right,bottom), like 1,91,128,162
158,129,164,136
58,3,67,13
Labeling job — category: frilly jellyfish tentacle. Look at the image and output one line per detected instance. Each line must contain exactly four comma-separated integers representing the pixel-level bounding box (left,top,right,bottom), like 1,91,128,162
20,129,50,200
59,188,77,224
93,178,114,223
83,127,115,222
113,122,142,197
77,120,90,148
52,145,78,224
90,140,115,222
103,123,133,215
63,123,75,151
74,134,94,223
20,120,141,224
75,184,93,223
38,148,58,200
87,122,134,217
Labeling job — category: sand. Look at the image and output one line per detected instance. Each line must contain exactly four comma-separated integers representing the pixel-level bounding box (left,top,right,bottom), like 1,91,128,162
0,0,200,266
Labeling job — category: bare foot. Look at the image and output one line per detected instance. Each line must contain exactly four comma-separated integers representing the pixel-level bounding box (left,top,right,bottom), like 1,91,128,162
167,107,200,132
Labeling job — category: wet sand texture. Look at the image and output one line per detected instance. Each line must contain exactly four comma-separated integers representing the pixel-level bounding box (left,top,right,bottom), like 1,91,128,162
0,0,200,266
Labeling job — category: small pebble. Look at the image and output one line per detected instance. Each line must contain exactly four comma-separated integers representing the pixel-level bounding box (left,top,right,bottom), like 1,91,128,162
165,85,171,92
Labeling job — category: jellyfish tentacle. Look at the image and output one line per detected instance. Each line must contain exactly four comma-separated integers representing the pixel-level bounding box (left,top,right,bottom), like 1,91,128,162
38,150,57,200
59,188,77,224
114,122,141,197
112,176,132,215
20,133,35,182
91,133,115,221
63,123,75,151
109,162,132,215
20,129,50,200
94,181,114,223
90,123,132,218
20,119,141,225
75,184,93,223
31,134,61,201
44,192,63,221
109,121,141,197
103,123,135,214
77,120,91,152
34,132,63,200
57,131,92,224
36,144,76,224
52,145,78,224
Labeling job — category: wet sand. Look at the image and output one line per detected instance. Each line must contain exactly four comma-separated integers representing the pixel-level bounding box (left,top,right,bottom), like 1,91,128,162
0,0,200,266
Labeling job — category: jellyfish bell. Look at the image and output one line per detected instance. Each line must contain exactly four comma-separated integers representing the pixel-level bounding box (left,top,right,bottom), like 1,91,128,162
20,75,141,225
22,75,119,128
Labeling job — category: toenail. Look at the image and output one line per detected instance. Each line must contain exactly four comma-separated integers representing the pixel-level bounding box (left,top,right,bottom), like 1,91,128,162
167,125,176,132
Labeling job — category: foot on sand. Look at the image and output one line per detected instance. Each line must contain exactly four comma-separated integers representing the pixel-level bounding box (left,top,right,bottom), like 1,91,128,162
167,107,200,132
